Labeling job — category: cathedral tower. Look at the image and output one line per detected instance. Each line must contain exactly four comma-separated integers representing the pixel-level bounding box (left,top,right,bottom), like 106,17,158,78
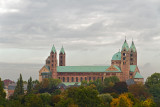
59,46,66,66
130,41,137,65
50,45,57,79
121,39,130,81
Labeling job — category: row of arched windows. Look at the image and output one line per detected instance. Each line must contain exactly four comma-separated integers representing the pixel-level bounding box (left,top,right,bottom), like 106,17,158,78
58,77,104,82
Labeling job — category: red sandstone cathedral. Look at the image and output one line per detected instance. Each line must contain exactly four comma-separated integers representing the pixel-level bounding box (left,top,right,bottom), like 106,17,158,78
39,39,144,84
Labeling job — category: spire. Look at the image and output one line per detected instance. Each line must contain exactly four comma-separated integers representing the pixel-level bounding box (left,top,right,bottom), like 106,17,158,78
51,45,56,53
130,40,136,52
59,46,65,54
121,38,129,51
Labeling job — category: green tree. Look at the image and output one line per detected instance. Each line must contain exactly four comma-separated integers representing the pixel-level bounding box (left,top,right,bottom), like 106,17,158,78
14,74,24,97
0,78,6,98
145,73,160,104
98,93,113,106
145,73,160,88
38,78,61,94
66,86,101,107
24,94,43,107
27,77,33,94
40,93,51,106
113,82,128,94
88,79,104,93
104,76,120,87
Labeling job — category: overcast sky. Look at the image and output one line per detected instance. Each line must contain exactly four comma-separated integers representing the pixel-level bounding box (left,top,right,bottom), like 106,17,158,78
0,0,160,81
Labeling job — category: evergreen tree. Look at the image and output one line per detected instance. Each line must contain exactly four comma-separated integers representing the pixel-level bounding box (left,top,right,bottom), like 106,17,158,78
27,77,33,94
0,78,6,98
19,74,24,94
14,74,24,97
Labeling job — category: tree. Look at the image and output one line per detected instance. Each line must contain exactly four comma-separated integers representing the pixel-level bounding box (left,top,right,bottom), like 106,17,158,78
128,83,151,100
110,93,133,107
14,74,24,97
65,86,101,107
145,73,160,88
104,76,120,87
24,94,43,107
145,73,160,104
38,78,61,93
40,93,51,106
113,82,128,94
0,78,6,98
142,98,156,107
98,93,113,106
88,79,104,93
27,77,33,94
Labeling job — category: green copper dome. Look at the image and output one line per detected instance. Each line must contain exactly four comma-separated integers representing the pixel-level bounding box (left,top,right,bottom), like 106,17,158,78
121,40,129,51
51,45,56,53
60,46,65,54
112,52,121,60
130,41,136,52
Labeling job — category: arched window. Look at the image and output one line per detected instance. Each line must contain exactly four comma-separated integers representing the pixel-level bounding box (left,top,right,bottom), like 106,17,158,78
123,53,126,56
89,77,91,81
63,77,65,82
93,77,95,81
72,77,74,82
81,77,83,81
85,77,87,81
67,77,69,82
76,77,78,82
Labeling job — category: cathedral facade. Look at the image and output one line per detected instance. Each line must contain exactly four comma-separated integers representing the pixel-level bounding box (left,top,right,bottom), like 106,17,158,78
39,39,144,83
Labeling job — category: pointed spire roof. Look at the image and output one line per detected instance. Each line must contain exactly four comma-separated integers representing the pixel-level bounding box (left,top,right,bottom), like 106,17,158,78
51,45,56,53
121,39,129,51
59,46,65,54
130,41,136,52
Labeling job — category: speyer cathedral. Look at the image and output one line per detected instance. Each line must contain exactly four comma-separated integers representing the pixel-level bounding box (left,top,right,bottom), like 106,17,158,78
39,39,144,84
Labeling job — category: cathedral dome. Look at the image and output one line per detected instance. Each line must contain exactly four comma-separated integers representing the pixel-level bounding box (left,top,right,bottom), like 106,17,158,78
112,52,121,60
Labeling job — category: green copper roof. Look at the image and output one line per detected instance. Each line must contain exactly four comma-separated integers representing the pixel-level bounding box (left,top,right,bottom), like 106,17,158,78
112,52,121,60
134,72,143,79
60,46,65,54
130,65,136,72
41,72,51,75
121,40,129,51
51,45,56,53
45,65,50,71
63,82,81,86
130,41,136,52
57,65,121,73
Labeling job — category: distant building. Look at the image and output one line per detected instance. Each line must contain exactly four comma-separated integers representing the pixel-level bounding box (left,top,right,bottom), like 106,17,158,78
8,83,16,97
3,79,15,89
39,39,144,83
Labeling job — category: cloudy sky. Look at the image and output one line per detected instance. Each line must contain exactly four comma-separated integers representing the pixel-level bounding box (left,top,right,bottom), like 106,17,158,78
0,0,160,81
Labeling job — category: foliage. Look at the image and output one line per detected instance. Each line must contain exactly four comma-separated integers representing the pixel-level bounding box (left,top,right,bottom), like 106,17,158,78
145,73,160,104
128,83,151,100
65,85,101,107
38,78,61,93
142,98,156,107
98,93,113,106
104,76,120,87
145,73,160,88
13,74,24,97
110,93,133,107
27,77,33,94
40,93,51,106
0,78,6,98
51,95,62,106
113,82,128,94
24,94,43,107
